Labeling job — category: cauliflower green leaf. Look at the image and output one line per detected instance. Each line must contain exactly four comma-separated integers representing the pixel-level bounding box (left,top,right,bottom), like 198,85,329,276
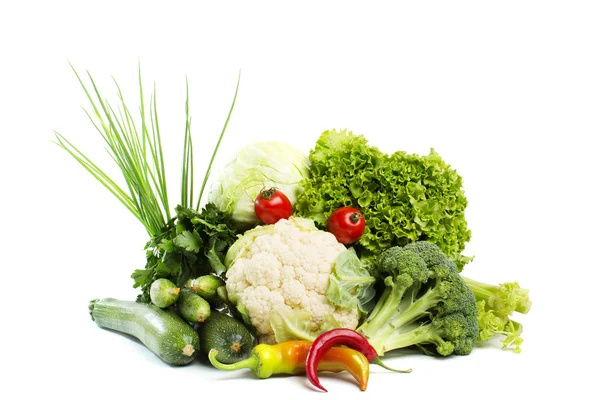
269,305,341,343
326,248,376,314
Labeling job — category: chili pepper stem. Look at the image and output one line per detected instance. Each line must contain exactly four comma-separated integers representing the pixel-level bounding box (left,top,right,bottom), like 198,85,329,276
372,357,412,373
208,349,259,372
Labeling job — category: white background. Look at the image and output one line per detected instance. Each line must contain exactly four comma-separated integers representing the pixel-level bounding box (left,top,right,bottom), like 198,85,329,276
1,1,598,399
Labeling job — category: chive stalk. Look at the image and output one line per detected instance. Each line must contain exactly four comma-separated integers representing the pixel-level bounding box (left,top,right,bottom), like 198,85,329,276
54,63,240,238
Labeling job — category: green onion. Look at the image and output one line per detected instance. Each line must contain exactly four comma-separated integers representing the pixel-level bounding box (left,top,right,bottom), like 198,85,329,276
54,63,240,237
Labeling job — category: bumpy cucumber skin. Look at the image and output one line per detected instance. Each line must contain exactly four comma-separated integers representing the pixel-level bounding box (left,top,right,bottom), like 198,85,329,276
89,298,200,365
178,289,211,323
185,275,225,300
150,278,180,308
198,311,257,363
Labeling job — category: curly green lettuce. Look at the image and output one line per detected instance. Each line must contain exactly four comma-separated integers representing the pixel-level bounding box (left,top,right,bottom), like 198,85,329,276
294,129,472,272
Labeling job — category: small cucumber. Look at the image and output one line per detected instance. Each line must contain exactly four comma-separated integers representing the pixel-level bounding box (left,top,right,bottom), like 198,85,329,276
150,278,180,308
198,311,257,363
185,275,224,301
89,298,200,365
178,289,211,323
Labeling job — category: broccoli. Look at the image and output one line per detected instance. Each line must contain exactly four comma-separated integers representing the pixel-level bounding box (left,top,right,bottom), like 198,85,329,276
357,241,479,356
462,277,531,353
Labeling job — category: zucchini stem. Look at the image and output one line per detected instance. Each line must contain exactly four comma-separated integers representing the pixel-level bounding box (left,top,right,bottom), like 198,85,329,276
181,344,195,357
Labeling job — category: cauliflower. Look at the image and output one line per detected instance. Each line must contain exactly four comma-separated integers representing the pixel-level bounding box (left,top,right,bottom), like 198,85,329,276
225,217,361,343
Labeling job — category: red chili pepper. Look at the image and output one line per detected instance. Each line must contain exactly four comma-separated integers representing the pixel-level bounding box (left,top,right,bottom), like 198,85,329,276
305,328,411,392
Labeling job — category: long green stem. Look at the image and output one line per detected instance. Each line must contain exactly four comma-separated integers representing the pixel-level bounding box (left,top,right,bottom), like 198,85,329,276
390,289,439,329
181,77,194,209
358,284,405,339
372,358,412,373
53,132,139,218
208,349,259,373
54,65,169,236
55,63,239,238
196,70,241,210
372,324,434,354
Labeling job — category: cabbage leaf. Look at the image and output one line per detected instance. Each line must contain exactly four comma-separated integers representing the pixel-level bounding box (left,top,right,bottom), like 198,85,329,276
208,142,309,229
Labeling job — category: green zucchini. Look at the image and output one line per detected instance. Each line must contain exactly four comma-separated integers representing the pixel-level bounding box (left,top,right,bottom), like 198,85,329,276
198,311,257,363
89,298,200,365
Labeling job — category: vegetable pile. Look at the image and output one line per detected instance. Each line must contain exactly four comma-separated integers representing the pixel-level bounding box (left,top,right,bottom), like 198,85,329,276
57,67,532,392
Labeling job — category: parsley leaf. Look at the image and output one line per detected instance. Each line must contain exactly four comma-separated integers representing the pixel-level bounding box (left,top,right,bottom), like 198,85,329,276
131,202,238,303
173,231,202,253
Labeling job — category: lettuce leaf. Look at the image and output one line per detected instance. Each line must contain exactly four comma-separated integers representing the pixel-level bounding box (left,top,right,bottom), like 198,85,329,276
294,129,472,272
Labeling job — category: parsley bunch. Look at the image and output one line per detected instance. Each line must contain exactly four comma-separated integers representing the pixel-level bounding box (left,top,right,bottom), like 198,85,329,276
133,203,237,303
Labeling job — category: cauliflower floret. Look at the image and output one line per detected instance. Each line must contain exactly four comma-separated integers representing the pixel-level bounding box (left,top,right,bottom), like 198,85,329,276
225,217,360,343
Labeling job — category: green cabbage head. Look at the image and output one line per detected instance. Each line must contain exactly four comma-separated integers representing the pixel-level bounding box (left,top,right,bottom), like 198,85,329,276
208,142,310,228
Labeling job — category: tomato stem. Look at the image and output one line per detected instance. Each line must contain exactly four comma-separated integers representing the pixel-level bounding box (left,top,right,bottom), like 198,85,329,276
350,212,362,224
260,187,277,200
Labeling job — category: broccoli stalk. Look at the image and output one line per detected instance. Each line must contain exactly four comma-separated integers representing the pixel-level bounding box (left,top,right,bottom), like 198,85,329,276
367,314,476,357
462,277,532,315
462,277,531,353
357,242,479,357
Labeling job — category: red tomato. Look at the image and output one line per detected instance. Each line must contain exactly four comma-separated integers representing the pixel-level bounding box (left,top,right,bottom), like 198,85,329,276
254,188,293,224
327,207,366,244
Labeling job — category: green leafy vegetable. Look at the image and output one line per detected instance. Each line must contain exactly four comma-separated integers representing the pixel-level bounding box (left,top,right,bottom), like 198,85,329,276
326,248,376,314
133,203,238,303
269,305,341,343
174,230,202,253
208,141,310,229
294,129,472,272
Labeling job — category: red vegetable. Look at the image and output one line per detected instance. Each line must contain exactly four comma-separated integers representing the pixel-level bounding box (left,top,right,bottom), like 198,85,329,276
327,207,365,244
209,341,370,391
305,328,411,392
254,187,293,225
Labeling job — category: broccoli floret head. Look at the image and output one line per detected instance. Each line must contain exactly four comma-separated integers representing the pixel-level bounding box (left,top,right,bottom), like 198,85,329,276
413,313,478,356
401,241,456,273
378,246,430,288
358,241,478,356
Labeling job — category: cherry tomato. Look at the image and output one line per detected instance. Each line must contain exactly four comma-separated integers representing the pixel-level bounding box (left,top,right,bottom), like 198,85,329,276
254,187,293,225
327,207,366,244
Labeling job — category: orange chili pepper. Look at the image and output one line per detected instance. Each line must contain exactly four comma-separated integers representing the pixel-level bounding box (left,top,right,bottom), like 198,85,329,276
208,340,370,391
306,328,412,392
